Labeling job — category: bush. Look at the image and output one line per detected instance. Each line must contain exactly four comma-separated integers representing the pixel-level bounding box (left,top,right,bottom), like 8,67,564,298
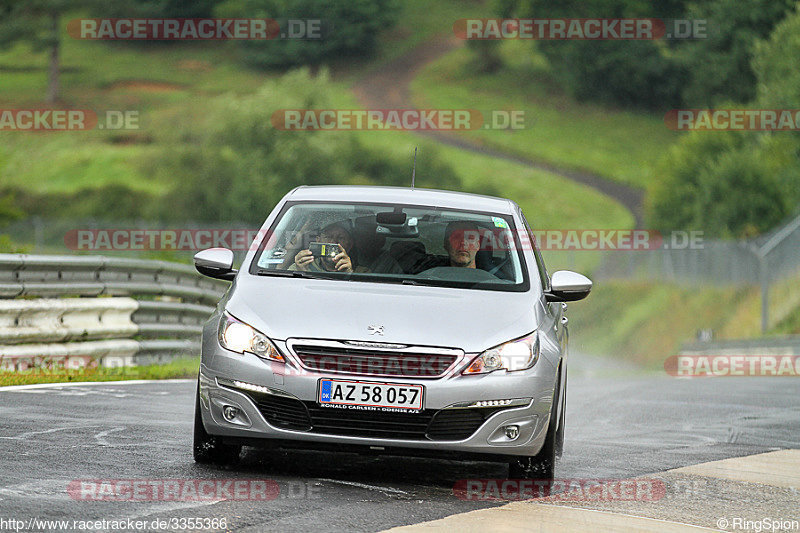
100,0,221,19
2,185,155,220
147,69,464,224
508,0,793,109
218,0,400,68
544,40,686,109
752,5,800,109
648,130,799,238
466,40,502,74
649,7,800,239
512,0,688,109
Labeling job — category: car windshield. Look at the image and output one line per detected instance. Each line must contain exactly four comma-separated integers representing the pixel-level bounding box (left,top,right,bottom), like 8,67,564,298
250,201,529,292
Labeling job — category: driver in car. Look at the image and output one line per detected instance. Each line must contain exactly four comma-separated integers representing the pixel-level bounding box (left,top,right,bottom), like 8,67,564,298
444,221,482,269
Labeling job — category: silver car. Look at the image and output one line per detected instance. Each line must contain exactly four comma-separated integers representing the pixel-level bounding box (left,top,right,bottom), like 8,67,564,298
192,186,591,479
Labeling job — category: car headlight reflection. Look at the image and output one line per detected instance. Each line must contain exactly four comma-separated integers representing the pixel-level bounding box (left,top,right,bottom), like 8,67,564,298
464,332,539,374
218,312,284,362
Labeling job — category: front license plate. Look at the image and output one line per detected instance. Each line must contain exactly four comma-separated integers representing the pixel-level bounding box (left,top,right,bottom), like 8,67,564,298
318,379,423,411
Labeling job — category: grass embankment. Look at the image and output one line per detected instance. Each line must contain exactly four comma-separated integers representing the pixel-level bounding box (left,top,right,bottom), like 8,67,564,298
410,42,679,189
8,2,763,374
0,357,200,387
0,5,633,275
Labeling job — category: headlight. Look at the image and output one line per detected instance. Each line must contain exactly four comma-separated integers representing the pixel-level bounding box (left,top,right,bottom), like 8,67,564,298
463,332,539,374
218,312,284,362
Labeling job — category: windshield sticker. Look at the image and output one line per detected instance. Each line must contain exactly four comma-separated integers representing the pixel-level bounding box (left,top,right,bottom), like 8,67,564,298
492,217,509,228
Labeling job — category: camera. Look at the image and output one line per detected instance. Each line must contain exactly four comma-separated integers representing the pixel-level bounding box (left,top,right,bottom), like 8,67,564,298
308,242,341,259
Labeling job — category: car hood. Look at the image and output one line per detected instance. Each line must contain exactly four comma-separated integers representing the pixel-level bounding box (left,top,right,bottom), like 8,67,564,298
226,276,537,353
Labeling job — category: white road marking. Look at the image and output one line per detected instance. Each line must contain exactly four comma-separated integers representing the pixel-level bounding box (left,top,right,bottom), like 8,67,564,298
0,425,102,440
318,478,409,495
94,427,126,447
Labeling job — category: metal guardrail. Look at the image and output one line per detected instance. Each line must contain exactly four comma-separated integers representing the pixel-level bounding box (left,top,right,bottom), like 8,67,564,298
0,254,228,370
680,336,800,356
594,211,800,333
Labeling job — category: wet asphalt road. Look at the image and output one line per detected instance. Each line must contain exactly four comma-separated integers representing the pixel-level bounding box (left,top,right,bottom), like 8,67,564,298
1,360,799,532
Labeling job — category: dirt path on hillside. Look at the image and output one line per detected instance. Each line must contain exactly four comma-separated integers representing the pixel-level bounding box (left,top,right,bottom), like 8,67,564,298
352,36,644,227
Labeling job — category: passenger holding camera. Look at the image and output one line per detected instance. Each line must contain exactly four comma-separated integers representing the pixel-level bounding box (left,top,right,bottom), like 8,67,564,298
291,222,355,273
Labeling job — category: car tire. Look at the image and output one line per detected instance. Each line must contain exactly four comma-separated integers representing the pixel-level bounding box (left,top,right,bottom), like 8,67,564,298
193,382,241,466
508,365,562,482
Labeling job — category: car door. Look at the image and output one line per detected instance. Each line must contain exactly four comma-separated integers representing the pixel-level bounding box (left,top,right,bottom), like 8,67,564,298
518,209,568,364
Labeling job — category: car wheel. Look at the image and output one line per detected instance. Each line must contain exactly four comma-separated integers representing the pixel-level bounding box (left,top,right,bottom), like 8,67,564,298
508,365,562,481
193,381,241,466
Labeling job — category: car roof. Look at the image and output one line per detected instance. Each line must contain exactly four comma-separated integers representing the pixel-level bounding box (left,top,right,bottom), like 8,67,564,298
286,185,517,214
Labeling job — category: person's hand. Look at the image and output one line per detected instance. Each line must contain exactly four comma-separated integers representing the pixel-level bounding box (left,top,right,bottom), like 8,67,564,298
332,251,353,272
294,250,314,271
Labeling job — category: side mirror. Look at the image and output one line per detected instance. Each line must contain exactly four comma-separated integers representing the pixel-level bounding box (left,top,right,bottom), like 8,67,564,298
545,270,592,302
194,248,237,281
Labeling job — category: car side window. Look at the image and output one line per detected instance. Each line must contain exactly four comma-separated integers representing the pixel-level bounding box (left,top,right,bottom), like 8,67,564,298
520,211,550,292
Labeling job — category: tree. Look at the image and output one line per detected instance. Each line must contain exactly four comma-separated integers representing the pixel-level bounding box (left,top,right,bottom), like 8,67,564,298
752,5,800,110
648,131,798,238
514,0,689,109
677,0,795,107
102,0,220,19
217,0,400,69
0,0,89,102
649,6,800,238
0,0,220,102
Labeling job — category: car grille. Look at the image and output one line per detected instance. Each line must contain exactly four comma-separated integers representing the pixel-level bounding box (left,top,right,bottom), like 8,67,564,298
305,402,435,440
426,409,493,440
290,343,460,378
250,394,312,431
246,391,503,441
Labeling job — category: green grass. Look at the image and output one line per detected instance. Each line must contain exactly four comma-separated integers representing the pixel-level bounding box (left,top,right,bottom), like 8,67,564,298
0,134,164,194
1,5,749,372
410,42,680,188
0,4,634,238
0,21,271,195
0,357,199,387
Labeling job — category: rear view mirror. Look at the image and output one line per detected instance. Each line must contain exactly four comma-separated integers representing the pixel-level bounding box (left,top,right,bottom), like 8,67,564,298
375,210,417,238
376,211,407,225
194,248,237,281
545,270,592,302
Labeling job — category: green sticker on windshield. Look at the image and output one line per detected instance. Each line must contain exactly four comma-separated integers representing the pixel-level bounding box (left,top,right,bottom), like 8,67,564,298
492,217,508,228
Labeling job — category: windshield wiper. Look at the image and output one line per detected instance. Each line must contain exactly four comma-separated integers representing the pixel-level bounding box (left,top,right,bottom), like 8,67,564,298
255,269,318,278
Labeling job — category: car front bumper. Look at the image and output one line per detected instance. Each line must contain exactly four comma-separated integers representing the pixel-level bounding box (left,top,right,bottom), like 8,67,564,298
198,338,558,459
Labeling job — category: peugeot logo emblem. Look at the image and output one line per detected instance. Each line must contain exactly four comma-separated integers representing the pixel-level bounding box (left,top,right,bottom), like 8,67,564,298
367,325,384,336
